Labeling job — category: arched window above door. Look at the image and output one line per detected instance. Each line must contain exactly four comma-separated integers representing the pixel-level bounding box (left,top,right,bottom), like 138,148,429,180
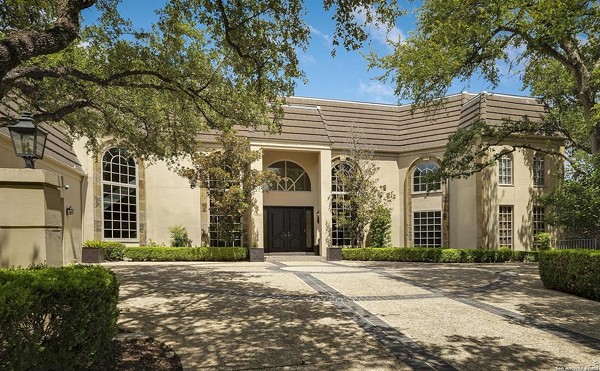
267,161,311,191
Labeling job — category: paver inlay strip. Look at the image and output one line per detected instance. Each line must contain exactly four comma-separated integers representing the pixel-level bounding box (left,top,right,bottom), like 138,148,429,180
269,262,458,371
341,263,600,352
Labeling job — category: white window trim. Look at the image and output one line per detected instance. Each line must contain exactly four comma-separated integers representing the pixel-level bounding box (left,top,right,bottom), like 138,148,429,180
533,153,545,188
412,209,443,248
101,148,140,243
412,161,442,194
498,205,513,249
498,153,513,186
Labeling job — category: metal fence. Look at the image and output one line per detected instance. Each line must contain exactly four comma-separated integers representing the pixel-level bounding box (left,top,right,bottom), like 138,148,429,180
551,238,598,250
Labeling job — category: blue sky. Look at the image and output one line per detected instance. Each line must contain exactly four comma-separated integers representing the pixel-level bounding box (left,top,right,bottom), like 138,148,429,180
83,1,528,104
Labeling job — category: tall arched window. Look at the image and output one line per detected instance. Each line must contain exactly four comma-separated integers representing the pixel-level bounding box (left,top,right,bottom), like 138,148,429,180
102,148,137,240
413,161,441,192
498,153,513,185
267,161,311,191
331,161,354,246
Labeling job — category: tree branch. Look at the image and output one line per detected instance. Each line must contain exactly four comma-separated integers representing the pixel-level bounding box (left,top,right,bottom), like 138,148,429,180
0,0,96,80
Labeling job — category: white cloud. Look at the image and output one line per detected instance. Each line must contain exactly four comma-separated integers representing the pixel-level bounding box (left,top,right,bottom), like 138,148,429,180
358,79,396,103
309,24,333,47
352,6,405,49
300,53,316,65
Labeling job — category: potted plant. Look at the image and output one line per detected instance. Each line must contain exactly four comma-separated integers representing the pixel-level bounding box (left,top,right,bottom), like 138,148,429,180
82,240,105,263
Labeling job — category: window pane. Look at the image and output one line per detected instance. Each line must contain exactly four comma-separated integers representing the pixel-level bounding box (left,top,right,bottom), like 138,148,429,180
413,162,441,192
413,211,442,248
499,206,513,248
102,147,137,240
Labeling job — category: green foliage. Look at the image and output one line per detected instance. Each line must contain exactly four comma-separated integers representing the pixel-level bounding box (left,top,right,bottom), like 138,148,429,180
539,249,600,301
0,265,119,369
539,154,600,237
368,207,392,247
123,246,247,261
534,232,552,251
169,225,192,247
82,239,104,249
372,0,600,182
332,132,395,247
342,247,538,263
178,131,275,247
83,240,126,261
0,0,401,160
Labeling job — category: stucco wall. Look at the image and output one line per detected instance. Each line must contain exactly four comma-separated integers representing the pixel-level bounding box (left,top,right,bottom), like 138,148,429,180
1,136,84,264
483,143,562,250
448,176,478,248
144,160,202,246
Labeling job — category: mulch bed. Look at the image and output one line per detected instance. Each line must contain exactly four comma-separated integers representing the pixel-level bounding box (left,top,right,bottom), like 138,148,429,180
104,336,183,370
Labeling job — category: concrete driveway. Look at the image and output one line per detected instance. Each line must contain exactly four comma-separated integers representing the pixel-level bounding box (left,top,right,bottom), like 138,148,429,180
106,259,600,370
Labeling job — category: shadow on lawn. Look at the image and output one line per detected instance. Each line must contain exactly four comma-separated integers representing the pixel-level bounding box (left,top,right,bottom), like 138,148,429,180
110,264,402,370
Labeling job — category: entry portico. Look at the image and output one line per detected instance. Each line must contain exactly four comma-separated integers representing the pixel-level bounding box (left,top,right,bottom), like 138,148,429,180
249,143,332,256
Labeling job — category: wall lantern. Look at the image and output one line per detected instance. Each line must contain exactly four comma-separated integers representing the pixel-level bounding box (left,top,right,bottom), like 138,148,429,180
7,111,48,169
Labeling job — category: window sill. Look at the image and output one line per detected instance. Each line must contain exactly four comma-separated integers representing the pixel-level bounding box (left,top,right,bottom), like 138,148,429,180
412,190,442,196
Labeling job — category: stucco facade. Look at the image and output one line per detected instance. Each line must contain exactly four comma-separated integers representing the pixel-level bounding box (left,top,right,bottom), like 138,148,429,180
0,92,564,266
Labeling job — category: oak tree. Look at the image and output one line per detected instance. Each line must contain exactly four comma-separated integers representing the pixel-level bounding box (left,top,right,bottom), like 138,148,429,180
0,0,400,160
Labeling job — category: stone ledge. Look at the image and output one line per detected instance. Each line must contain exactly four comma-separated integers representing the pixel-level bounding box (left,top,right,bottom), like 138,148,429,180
0,168,61,187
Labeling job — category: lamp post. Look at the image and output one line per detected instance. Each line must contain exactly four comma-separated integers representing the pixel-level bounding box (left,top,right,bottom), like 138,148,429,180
7,112,48,169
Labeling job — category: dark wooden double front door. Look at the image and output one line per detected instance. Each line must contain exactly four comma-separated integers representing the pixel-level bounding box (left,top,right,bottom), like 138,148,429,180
265,207,313,253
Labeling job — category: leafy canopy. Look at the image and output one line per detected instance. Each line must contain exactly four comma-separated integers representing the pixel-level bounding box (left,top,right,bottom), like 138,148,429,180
0,0,401,160
374,0,599,166
177,131,274,246
372,0,600,236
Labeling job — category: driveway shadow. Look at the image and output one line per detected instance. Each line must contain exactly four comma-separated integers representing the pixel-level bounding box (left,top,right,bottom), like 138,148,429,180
111,264,405,370
426,335,573,371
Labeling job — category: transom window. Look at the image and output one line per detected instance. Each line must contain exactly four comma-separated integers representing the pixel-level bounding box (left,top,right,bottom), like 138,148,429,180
331,161,354,247
533,153,545,187
413,161,441,193
413,211,442,248
498,153,513,185
102,148,137,240
499,206,513,248
267,161,311,191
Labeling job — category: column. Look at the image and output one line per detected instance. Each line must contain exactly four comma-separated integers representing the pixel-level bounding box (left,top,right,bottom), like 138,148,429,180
318,149,332,257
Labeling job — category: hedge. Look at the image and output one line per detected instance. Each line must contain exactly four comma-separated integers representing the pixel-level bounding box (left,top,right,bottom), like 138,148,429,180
539,249,600,301
342,247,538,263
0,265,119,370
123,246,247,261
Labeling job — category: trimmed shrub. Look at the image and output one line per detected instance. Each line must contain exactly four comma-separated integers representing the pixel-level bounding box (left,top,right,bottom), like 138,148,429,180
169,225,193,247
342,247,538,263
103,242,126,261
0,265,119,369
539,249,600,301
124,246,247,261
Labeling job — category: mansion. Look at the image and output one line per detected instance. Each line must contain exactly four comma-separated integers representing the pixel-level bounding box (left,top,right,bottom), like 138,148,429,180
0,92,563,266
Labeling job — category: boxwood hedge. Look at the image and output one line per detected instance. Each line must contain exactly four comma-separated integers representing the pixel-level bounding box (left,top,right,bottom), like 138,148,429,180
123,246,247,261
342,247,538,263
0,265,119,370
539,249,600,301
